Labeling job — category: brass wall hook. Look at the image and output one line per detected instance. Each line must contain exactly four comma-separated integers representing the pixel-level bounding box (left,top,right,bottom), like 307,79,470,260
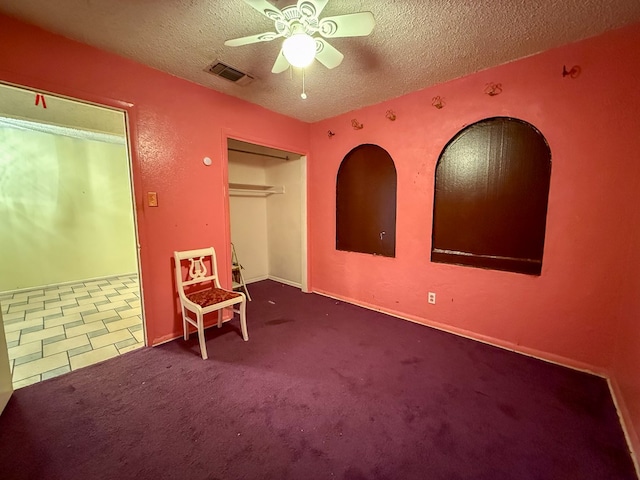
385,110,396,121
351,119,364,130
484,82,503,96
562,65,581,79
432,96,445,109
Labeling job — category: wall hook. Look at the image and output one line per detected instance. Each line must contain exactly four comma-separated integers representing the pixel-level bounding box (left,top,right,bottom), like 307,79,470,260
385,110,396,121
432,96,445,109
484,83,503,96
327,130,335,138
562,65,581,79
351,119,364,130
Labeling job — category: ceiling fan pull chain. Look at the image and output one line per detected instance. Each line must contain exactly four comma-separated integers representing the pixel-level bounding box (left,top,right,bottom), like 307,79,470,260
301,68,307,100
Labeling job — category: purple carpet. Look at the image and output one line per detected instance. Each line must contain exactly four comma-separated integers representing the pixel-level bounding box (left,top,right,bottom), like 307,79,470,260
0,280,636,479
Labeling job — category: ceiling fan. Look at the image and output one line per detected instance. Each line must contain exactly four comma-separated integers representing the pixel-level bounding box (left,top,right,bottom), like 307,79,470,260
224,0,376,73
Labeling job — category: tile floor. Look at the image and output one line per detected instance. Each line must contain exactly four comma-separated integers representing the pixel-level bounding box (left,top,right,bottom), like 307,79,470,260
1,274,144,389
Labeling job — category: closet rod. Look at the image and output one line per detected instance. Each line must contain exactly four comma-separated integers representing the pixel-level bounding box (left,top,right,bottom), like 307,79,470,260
229,148,289,161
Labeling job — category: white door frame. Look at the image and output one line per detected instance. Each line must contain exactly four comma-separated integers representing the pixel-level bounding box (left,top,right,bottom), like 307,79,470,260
300,155,309,292
223,135,309,291
0,309,13,415
0,82,146,394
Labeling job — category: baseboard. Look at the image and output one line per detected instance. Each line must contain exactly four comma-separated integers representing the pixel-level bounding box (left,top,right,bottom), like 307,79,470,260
608,377,640,478
245,275,269,284
1,272,138,296
244,275,301,289
267,275,302,289
152,315,237,347
158,284,605,376
312,288,605,377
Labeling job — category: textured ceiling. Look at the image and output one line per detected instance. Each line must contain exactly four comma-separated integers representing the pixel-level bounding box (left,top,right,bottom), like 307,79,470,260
2,1,640,123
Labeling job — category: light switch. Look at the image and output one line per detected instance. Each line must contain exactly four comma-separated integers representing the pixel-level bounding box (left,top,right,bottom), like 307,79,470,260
147,192,158,207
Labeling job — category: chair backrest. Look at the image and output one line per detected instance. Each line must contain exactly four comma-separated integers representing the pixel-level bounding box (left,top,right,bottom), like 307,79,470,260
174,247,222,299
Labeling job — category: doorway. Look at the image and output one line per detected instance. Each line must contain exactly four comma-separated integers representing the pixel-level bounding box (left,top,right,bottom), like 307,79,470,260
226,138,308,294
0,82,145,389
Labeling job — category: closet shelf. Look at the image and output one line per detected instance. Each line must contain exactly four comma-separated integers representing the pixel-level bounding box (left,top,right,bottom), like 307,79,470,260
229,182,285,196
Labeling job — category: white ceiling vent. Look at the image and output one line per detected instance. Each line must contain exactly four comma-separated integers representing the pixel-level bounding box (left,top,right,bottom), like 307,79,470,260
206,60,254,86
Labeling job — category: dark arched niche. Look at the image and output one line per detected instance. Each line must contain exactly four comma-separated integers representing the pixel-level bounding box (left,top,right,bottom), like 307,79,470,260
431,117,551,275
336,144,397,257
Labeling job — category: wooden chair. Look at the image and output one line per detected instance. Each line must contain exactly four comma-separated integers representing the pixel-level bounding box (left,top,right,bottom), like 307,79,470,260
174,247,248,360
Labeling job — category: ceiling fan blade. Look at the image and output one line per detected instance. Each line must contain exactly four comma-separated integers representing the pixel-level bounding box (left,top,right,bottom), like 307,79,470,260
314,38,344,69
241,0,285,22
297,0,329,18
224,32,281,47
271,49,290,74
318,12,375,38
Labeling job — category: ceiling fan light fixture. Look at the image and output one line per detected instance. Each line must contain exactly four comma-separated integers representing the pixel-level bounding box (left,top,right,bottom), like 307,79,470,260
282,33,316,68
225,0,376,75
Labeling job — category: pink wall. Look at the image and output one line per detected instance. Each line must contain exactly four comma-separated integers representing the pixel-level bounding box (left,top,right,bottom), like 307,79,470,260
0,14,310,345
309,24,640,372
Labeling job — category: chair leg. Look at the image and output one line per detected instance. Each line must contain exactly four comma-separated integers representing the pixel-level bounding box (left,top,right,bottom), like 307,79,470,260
196,312,208,360
182,308,189,340
217,309,223,328
239,299,248,341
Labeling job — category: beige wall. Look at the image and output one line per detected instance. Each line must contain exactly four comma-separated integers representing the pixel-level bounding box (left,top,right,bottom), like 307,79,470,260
228,153,269,282
0,128,136,291
228,151,302,286
266,158,302,286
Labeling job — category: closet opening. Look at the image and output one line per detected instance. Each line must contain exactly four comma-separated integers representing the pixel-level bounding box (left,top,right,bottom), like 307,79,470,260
0,82,145,390
226,138,308,295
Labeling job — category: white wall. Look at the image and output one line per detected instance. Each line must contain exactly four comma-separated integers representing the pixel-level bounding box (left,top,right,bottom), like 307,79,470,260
266,158,302,286
228,153,269,282
0,127,137,291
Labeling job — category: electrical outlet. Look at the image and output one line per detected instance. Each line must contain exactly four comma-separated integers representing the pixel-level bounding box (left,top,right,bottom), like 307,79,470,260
428,292,436,304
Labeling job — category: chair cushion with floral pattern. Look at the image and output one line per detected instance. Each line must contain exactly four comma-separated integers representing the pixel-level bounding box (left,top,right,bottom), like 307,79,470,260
186,288,241,308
